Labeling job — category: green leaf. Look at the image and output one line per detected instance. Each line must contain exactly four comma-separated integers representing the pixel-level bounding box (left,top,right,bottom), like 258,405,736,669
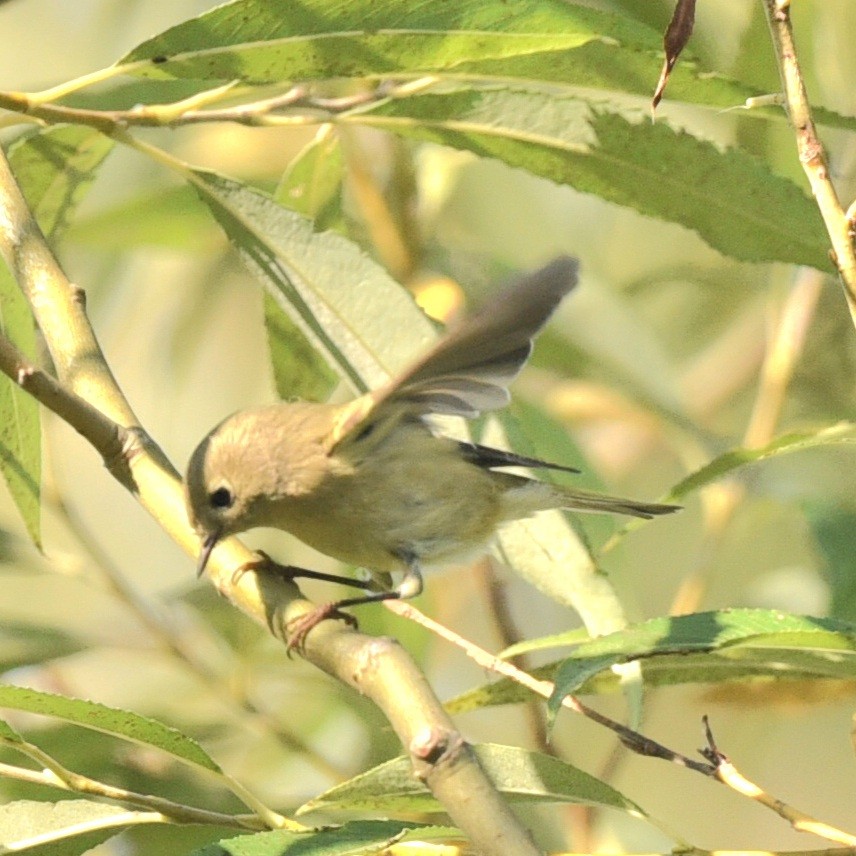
118,0,656,83
275,124,347,245
264,128,344,403
499,627,591,660
0,799,142,855
108,0,856,139
263,294,338,402
7,126,115,240
0,266,40,548
0,685,221,773
350,89,833,271
62,78,224,111
0,716,23,743
450,42,856,132
274,128,344,226
192,821,446,856
61,0,855,142
298,743,645,818
187,168,437,392
549,609,856,715
444,665,556,715
668,422,856,500
445,609,856,714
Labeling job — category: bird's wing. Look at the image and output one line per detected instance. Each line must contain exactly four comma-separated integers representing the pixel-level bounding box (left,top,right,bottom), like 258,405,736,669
328,256,579,450
458,441,580,474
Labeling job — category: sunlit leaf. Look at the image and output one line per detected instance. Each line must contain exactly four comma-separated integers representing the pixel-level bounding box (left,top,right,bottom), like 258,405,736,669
118,0,654,84
0,685,221,773
188,167,436,392
445,609,856,715
0,266,40,548
192,821,447,856
8,126,114,240
42,0,847,143
298,743,646,817
0,800,143,855
107,0,856,133
668,422,856,500
350,90,833,271
274,126,344,228
549,608,856,714
264,128,344,403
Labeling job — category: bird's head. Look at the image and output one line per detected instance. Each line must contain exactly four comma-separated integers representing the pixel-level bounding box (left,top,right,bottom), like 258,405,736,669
185,403,338,576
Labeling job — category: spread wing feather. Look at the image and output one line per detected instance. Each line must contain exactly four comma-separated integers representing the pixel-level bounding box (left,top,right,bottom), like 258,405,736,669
331,257,579,448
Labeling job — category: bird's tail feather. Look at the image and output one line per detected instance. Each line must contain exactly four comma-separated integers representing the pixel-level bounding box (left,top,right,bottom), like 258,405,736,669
499,477,680,521
553,487,679,519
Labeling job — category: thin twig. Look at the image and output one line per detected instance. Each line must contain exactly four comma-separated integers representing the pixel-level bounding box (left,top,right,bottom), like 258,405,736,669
0,80,408,132
702,717,856,846
0,754,265,830
475,558,551,755
385,599,714,776
762,0,856,328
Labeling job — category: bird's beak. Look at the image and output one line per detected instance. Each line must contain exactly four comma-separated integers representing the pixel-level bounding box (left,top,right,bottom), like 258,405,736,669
196,530,221,578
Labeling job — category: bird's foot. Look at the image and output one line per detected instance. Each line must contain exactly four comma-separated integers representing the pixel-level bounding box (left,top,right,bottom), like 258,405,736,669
285,603,359,655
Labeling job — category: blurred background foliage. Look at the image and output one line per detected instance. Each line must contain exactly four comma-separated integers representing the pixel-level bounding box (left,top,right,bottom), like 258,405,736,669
0,0,855,853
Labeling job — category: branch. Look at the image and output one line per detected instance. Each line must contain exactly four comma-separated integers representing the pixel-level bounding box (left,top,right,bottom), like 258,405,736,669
702,717,856,846
762,0,856,328
387,600,714,776
0,143,540,855
0,79,433,132
0,754,262,831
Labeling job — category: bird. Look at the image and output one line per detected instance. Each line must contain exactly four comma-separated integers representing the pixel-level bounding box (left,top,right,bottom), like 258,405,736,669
185,257,678,646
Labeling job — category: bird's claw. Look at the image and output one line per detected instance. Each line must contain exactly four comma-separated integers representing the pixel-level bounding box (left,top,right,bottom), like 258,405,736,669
285,603,358,655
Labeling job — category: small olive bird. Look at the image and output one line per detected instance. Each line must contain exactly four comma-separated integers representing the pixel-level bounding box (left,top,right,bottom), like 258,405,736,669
186,257,678,644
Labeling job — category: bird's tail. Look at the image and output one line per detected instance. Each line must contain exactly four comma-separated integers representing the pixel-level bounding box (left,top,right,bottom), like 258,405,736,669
499,476,680,521
553,487,679,519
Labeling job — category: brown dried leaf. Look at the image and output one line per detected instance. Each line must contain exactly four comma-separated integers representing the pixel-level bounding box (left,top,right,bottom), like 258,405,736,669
652,0,697,112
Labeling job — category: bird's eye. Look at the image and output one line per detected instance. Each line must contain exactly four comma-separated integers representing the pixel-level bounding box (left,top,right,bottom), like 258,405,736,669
208,486,234,510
